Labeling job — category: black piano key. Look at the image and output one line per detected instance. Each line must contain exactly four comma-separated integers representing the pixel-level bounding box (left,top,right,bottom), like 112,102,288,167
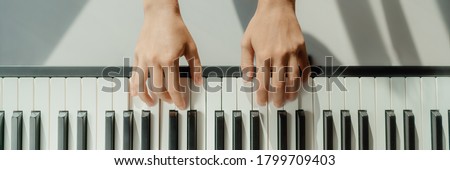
77,111,87,150
215,110,225,150
431,110,443,150
141,110,151,150
169,110,178,150
358,110,369,150
385,110,396,150
105,111,115,150
187,110,197,150
295,110,306,150
250,110,260,150
340,110,351,150
323,110,333,150
11,111,22,150
30,111,41,150
403,110,415,150
123,110,133,150
278,110,287,150
232,110,242,150
0,111,4,150
58,111,68,150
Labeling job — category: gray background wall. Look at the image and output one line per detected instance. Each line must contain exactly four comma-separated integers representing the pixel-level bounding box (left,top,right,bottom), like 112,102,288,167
0,0,449,66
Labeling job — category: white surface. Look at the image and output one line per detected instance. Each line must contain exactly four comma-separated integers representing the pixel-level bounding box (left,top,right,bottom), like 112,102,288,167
66,78,81,150
360,77,376,150
190,77,206,150
421,77,437,150
49,78,65,150
405,77,422,150
236,78,252,150
205,77,222,150
34,78,50,150
375,77,391,150
222,77,235,150
2,78,18,149
18,78,33,150
112,77,129,150
313,77,328,150
391,77,405,150
0,0,448,66
437,77,450,150
80,78,97,150
96,78,112,150
330,77,344,150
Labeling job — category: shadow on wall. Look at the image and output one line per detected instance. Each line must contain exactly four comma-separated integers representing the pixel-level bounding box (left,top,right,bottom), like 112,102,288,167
336,0,392,65
381,0,421,65
438,0,450,36
232,0,257,31
0,0,87,65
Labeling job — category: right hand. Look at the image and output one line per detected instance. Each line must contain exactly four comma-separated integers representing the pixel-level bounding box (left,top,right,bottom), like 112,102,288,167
130,0,202,109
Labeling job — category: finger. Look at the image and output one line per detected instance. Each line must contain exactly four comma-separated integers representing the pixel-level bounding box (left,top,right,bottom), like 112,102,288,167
286,56,300,101
136,62,155,106
152,65,172,103
185,44,203,86
256,57,270,106
241,37,255,82
165,60,186,110
130,54,140,96
298,44,311,83
270,59,287,108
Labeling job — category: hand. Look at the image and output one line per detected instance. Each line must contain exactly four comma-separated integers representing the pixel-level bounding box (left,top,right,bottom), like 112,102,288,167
130,0,202,109
241,0,310,108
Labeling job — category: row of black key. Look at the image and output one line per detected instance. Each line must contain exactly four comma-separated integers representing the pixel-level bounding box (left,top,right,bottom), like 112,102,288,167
323,110,448,150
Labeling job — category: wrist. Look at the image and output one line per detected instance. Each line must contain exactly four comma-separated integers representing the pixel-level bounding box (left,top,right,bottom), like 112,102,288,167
143,0,180,16
257,0,295,12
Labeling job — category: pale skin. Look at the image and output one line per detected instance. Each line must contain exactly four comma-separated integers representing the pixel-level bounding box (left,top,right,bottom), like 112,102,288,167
130,0,310,109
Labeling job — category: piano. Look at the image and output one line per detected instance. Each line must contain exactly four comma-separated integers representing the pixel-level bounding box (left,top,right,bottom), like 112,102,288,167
0,66,450,150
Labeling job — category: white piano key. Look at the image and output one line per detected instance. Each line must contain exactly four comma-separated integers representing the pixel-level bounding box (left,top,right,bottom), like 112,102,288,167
330,77,344,150
206,77,222,150
360,77,376,150
34,78,49,150
3,78,18,150
0,78,3,149
268,99,278,150
97,78,113,150
179,77,190,150
421,77,437,150
344,77,359,150
252,78,268,150
284,90,298,150
18,78,33,150
190,77,206,150
406,77,422,150
49,78,66,150
313,77,328,150
236,78,252,150
66,78,81,150
391,77,405,150
81,78,97,150
375,77,391,150
160,91,176,150
300,78,314,150
112,77,130,150
222,77,235,150
437,77,450,149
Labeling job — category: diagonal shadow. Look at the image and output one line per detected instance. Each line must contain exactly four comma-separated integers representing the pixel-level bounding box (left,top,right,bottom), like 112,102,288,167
381,0,421,65
0,0,88,65
437,0,450,36
304,33,341,66
232,0,257,31
336,0,391,65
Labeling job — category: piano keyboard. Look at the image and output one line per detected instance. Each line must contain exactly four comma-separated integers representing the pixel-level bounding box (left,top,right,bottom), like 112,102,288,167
1,66,450,150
